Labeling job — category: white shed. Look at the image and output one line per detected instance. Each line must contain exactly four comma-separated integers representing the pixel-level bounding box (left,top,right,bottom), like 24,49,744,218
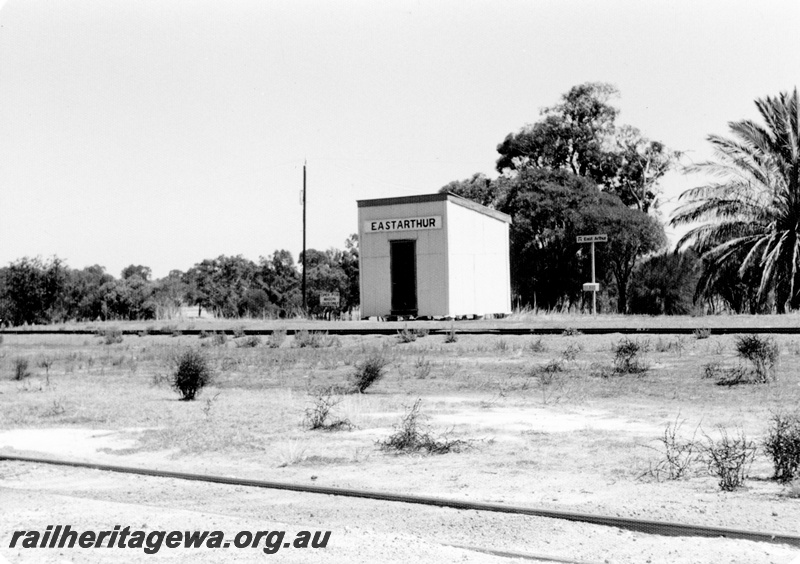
357,192,512,319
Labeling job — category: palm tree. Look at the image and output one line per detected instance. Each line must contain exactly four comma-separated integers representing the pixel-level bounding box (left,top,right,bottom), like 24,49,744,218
671,88,800,313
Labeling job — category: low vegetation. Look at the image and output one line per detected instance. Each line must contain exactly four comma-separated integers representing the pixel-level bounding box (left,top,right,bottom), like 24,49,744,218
612,337,649,374
702,427,757,491
172,349,213,401
764,411,800,483
303,389,353,431
379,399,468,454
349,350,390,393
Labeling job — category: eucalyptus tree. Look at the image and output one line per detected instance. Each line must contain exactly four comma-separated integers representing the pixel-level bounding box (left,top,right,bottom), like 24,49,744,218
671,89,800,313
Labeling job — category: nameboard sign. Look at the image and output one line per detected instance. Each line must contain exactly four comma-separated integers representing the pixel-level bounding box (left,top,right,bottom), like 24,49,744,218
364,216,442,234
577,234,607,243
319,292,340,307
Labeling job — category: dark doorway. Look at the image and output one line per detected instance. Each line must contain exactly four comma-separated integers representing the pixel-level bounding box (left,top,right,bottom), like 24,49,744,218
390,240,417,315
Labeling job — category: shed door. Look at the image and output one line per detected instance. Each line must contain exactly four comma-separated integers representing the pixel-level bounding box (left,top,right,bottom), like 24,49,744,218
390,240,417,315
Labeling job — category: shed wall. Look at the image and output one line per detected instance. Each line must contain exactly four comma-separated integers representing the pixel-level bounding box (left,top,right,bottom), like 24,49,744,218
358,200,449,317
445,200,511,316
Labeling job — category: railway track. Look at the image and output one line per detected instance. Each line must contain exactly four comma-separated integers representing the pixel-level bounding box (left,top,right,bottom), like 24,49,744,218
2,453,799,549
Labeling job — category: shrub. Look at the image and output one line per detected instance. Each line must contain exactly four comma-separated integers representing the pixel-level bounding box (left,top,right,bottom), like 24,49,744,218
267,330,287,349
397,326,417,343
613,338,649,374
702,427,756,491
713,365,750,386
645,417,700,481
98,328,123,345
13,358,30,381
379,399,467,454
303,389,353,431
349,351,390,393
444,326,458,343
210,332,227,346
294,330,338,348
534,359,564,386
561,343,582,361
562,328,583,337
694,328,711,340
413,355,432,379
172,349,213,401
655,336,686,356
735,334,779,383
526,337,546,353
235,335,261,348
412,328,429,338
233,326,246,338
764,411,800,483
198,330,210,339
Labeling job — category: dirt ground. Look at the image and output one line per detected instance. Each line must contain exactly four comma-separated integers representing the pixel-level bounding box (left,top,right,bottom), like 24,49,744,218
1,326,800,563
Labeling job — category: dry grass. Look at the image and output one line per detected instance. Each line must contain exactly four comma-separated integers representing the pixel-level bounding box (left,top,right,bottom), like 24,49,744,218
2,327,800,519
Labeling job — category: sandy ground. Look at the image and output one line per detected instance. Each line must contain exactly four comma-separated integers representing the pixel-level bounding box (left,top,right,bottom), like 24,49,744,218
2,424,799,564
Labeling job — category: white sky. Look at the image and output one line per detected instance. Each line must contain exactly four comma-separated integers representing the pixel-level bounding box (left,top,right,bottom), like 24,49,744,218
0,0,798,278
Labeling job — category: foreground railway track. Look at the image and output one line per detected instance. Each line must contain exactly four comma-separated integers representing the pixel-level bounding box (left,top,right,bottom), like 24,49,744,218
2,454,798,550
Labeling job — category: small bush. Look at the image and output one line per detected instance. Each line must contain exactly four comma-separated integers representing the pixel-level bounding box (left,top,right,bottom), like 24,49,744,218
444,326,458,343
694,328,711,340
98,328,123,345
210,332,227,346
735,334,779,383
702,427,756,491
268,330,287,348
412,328,430,338
613,338,649,374
655,336,686,356
232,326,246,338
379,399,467,454
413,355,432,379
764,411,800,483
172,349,213,401
562,328,583,337
13,358,31,381
294,330,338,348
235,335,261,348
397,326,417,343
534,359,564,386
562,343,583,361
713,365,750,386
645,417,700,481
350,351,390,393
303,390,353,431
526,338,546,353
701,361,723,379
198,330,210,339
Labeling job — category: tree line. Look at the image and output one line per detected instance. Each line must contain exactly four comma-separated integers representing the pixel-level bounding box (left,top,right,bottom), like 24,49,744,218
442,82,800,315
3,83,797,323
0,236,359,325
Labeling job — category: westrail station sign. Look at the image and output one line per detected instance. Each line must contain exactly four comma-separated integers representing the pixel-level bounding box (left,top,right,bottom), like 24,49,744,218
364,216,442,234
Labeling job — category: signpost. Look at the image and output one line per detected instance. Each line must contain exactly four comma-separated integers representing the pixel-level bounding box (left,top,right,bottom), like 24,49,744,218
576,234,607,315
319,292,341,308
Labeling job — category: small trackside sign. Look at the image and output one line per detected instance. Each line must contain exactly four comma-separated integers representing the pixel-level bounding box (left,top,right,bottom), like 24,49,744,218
365,216,442,233
576,234,607,243
319,292,340,307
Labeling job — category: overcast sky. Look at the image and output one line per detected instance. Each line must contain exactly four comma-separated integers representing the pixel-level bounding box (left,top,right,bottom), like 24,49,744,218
1,0,798,278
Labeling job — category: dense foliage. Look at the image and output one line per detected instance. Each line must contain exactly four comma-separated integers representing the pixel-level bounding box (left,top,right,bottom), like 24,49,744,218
0,236,359,325
671,88,800,313
443,83,671,312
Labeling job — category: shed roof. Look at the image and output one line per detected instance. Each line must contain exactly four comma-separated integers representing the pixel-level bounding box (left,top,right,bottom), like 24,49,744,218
357,192,511,224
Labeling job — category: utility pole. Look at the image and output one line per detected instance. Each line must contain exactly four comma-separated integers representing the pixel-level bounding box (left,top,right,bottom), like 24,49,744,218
302,161,307,312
